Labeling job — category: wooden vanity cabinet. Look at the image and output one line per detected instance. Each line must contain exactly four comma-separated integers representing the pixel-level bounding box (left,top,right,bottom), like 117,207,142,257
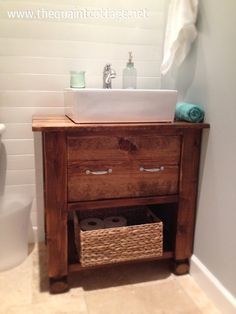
32,116,209,294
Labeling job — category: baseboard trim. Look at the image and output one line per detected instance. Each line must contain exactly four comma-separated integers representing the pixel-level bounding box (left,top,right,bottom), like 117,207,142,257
190,255,236,314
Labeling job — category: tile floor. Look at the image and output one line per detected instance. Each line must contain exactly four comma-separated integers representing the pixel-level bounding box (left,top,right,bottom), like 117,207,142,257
0,243,221,314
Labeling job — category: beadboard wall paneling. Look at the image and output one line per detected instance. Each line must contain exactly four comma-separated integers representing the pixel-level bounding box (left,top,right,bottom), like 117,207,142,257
0,20,162,45
0,91,64,107
0,0,164,14
0,3,164,29
7,155,35,170
0,107,64,123
0,0,168,237
5,170,36,186
2,139,35,155
0,57,162,77
2,124,33,139
0,74,160,90
0,38,161,60
0,74,69,91
4,184,36,198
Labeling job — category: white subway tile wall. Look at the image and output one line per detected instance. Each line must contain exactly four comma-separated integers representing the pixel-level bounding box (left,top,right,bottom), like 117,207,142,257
0,0,168,240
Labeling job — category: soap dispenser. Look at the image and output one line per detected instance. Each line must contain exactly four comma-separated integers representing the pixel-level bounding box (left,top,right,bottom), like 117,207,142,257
122,52,137,89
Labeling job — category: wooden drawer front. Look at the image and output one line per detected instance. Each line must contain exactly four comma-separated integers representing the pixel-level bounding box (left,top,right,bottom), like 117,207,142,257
68,161,179,202
68,135,181,164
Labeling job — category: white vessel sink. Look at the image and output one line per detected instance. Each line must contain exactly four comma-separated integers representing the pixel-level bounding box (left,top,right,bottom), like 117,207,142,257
64,88,178,124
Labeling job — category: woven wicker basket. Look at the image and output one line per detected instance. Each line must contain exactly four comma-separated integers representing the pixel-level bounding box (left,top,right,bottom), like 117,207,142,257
73,206,163,267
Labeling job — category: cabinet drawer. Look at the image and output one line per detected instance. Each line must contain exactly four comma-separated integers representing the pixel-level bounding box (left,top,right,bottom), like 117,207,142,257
68,135,181,164
68,161,179,202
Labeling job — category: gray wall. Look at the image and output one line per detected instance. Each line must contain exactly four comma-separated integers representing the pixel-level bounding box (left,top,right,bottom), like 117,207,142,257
164,0,236,297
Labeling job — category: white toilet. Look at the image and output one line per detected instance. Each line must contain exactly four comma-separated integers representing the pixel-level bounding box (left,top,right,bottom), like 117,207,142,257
0,124,6,154
0,123,32,271
0,123,5,133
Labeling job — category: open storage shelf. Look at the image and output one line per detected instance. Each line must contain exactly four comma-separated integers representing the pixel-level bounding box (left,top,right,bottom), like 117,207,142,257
67,202,177,273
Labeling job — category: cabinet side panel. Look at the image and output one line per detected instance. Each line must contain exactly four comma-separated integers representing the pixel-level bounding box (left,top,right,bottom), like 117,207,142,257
175,129,202,260
43,131,68,278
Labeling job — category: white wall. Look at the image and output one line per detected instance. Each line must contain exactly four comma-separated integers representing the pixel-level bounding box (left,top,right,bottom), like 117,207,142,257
0,0,168,239
164,0,236,301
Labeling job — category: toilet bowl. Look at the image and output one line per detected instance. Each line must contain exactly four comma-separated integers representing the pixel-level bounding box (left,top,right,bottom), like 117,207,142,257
0,194,32,271
0,123,6,135
0,123,32,271
0,124,5,134
0,124,6,155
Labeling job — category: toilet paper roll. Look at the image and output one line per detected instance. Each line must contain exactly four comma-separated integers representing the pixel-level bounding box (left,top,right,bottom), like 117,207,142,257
80,218,104,231
104,216,127,229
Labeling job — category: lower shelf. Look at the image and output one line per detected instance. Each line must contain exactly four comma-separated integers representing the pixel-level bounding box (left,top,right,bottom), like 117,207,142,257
68,251,174,273
67,203,176,272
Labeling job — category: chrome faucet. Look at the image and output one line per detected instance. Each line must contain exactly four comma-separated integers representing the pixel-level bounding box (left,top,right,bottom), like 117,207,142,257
103,64,116,89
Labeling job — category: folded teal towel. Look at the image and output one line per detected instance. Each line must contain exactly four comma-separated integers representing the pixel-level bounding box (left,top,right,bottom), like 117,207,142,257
175,102,205,123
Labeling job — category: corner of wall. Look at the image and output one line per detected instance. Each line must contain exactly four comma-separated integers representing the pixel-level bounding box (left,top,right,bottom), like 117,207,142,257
190,255,236,314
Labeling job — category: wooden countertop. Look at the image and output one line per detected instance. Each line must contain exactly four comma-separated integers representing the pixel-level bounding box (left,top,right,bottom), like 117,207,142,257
32,115,210,132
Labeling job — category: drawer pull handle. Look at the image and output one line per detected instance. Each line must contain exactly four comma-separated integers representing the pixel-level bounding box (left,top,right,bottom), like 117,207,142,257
86,169,112,175
140,166,165,173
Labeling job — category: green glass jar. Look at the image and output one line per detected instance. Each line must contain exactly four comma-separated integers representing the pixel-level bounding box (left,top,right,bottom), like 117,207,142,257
70,71,86,88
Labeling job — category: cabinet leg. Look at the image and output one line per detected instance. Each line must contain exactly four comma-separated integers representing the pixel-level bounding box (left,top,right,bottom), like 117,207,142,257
173,259,189,275
49,276,69,294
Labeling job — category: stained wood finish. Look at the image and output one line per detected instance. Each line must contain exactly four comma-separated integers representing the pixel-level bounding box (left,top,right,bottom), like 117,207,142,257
49,277,69,294
69,252,174,273
68,195,179,211
32,115,210,132
68,135,181,163
173,259,190,275
175,129,202,260
43,132,68,282
68,161,179,202
33,116,209,293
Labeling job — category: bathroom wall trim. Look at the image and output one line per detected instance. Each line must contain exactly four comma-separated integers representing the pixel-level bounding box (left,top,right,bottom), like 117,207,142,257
190,255,236,314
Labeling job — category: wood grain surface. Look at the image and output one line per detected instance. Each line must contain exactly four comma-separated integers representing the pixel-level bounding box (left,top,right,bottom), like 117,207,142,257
68,135,181,163
32,115,210,132
175,129,202,260
43,131,68,279
68,161,179,202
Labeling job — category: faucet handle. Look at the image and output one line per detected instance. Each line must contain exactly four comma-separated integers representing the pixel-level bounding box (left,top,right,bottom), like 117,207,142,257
104,63,111,71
